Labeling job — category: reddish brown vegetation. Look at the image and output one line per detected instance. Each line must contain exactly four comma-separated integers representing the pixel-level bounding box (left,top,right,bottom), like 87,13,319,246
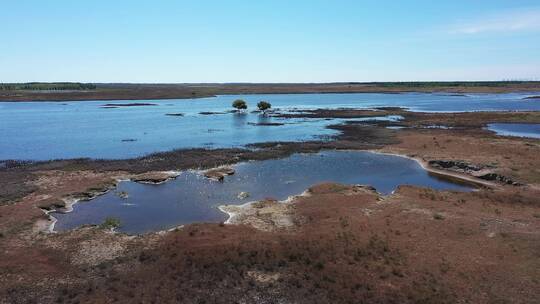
4,183,538,303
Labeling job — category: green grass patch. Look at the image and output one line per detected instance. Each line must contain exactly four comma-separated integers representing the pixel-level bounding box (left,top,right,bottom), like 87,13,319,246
100,217,121,230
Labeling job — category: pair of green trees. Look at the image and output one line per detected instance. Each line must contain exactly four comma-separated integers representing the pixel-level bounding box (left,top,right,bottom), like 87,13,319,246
232,99,271,112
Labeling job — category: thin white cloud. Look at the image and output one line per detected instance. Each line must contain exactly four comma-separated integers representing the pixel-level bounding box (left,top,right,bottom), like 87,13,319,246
450,8,540,34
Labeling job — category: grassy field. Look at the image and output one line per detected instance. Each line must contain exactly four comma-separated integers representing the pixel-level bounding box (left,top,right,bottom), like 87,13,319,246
0,82,96,91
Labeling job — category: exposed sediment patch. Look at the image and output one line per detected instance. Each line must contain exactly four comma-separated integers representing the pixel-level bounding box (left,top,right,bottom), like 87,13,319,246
203,166,235,181
219,184,381,232
131,171,181,184
219,199,296,231
102,103,157,107
165,113,184,116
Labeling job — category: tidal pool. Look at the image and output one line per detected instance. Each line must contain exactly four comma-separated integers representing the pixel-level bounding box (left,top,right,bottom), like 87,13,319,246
487,123,540,139
53,151,473,234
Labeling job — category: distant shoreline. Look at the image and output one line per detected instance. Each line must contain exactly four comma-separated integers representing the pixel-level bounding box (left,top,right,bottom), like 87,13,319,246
1,82,540,102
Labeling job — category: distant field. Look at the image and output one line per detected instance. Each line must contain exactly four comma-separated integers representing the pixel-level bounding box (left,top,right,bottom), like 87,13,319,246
1,81,540,101
0,82,96,91
370,81,540,88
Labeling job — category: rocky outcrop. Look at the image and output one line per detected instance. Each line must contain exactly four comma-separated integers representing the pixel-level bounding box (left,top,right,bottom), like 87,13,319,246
131,171,180,184
237,191,250,199
428,160,520,185
474,172,521,186
116,191,129,199
203,167,235,181
428,160,487,172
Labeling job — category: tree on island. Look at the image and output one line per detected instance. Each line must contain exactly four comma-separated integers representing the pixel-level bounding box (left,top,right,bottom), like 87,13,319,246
257,101,271,113
232,99,247,111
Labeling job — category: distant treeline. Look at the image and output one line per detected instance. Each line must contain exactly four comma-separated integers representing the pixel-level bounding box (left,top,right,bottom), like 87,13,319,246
0,82,96,91
369,81,540,88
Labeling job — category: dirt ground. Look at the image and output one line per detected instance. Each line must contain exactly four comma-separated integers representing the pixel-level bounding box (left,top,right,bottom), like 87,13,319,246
1,110,540,303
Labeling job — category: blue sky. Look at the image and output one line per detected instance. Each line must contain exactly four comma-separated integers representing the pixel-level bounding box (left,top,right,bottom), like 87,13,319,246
1,0,540,82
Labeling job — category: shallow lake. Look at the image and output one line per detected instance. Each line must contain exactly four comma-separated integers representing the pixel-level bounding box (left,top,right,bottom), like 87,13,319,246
1,92,539,160
487,123,540,139
53,151,473,234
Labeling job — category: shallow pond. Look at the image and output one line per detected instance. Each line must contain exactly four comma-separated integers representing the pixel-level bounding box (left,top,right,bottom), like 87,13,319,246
1,92,539,160
53,151,473,234
487,123,540,139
